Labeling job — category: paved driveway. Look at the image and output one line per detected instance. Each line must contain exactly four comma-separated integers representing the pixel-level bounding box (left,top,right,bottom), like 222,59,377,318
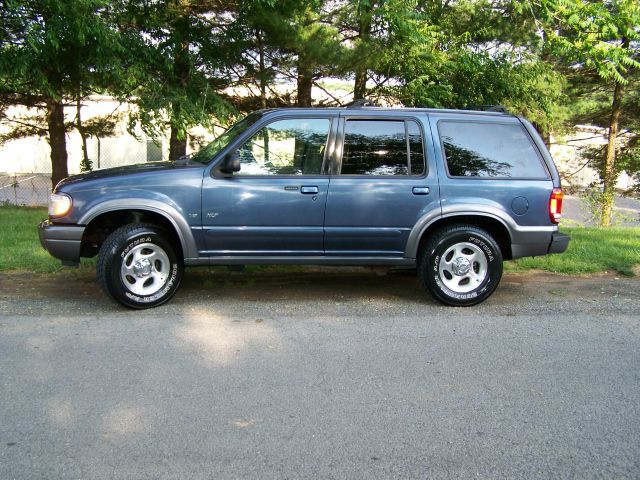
1,269,639,479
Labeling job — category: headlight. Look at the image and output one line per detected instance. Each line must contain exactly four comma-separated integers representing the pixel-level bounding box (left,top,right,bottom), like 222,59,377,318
48,193,72,217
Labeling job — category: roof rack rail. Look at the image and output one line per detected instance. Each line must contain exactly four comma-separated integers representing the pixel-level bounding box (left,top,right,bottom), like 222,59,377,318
467,105,509,113
344,98,379,108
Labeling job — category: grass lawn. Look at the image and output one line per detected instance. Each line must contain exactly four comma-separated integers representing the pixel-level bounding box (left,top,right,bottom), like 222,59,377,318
1,206,638,276
0,206,95,273
506,226,640,276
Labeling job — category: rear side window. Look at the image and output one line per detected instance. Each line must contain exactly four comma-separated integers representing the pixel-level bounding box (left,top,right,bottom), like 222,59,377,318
438,121,548,178
341,119,425,176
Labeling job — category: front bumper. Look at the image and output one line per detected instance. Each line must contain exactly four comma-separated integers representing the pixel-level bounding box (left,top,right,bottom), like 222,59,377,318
548,231,570,254
38,220,85,265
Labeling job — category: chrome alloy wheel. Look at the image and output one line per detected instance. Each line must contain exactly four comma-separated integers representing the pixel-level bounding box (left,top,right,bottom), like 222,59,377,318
120,242,170,296
438,241,488,293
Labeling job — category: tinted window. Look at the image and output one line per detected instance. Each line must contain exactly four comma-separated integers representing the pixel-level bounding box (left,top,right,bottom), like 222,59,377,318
191,112,261,164
342,120,408,175
237,118,330,175
408,121,425,176
439,122,547,178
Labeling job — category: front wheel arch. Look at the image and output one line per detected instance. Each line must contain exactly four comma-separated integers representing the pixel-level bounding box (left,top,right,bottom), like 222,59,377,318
81,209,185,259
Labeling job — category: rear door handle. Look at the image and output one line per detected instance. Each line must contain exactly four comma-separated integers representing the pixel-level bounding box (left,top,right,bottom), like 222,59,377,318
301,186,319,194
412,187,430,195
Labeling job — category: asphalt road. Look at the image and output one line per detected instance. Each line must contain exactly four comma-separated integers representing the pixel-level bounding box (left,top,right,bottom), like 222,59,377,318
562,194,640,227
1,268,639,479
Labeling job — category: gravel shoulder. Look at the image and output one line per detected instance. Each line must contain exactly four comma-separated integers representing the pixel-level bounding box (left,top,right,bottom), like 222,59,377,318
0,266,638,317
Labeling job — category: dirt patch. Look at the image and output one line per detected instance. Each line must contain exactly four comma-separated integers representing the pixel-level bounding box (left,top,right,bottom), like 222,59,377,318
1,266,637,305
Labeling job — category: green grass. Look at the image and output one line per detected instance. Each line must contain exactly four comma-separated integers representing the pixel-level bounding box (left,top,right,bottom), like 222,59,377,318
506,226,640,276
1,206,639,277
0,206,95,273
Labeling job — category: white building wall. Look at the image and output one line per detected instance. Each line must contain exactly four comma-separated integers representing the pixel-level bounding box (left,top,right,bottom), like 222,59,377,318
0,97,165,175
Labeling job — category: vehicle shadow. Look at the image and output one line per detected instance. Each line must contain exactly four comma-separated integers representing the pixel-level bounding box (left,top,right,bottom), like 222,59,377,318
179,266,427,302
0,266,441,316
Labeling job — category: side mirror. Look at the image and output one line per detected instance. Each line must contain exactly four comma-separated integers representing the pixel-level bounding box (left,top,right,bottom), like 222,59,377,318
220,151,240,174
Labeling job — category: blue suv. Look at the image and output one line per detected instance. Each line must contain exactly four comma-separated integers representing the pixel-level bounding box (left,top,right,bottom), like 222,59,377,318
39,106,569,308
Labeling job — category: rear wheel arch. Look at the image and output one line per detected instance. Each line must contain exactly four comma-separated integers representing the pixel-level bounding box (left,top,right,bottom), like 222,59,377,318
415,214,513,261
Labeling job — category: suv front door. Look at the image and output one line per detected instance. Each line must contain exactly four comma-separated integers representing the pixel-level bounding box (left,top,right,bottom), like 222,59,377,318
202,114,336,257
324,115,440,257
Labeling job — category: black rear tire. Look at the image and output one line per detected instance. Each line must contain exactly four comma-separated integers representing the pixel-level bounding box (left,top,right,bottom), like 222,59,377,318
418,224,503,306
97,223,183,309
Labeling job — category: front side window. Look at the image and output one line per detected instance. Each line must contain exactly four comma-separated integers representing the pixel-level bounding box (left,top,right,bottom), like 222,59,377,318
341,119,425,176
438,121,548,178
191,112,261,164
236,118,330,175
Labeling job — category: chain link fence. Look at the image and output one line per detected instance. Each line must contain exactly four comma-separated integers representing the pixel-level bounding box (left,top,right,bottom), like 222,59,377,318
1,136,162,207
0,173,51,206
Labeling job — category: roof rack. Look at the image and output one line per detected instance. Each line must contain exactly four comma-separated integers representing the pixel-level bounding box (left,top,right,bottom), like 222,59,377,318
344,98,379,108
467,105,509,113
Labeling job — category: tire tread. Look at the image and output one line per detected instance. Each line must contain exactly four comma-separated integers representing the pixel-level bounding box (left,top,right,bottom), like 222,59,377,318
96,223,181,309
418,224,503,306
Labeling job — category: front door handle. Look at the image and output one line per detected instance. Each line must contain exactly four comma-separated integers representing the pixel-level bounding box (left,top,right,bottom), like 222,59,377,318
412,186,430,195
301,186,319,194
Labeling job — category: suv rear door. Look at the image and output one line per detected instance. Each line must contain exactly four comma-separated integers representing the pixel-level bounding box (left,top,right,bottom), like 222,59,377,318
323,112,440,257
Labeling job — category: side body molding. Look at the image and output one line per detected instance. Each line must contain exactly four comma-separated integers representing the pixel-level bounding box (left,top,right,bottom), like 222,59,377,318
78,199,199,259
404,203,557,259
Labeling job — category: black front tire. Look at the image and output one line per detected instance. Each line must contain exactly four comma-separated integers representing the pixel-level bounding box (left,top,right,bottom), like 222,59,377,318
418,224,503,306
96,223,183,309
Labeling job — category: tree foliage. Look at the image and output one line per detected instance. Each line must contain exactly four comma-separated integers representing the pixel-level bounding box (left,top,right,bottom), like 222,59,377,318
533,0,640,225
0,0,639,214
0,0,129,184
117,0,238,160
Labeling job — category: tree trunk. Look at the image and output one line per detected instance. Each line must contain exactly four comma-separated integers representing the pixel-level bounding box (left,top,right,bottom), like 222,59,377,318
258,31,270,161
169,32,189,161
46,97,68,188
297,58,313,107
354,69,368,100
169,122,187,161
532,122,551,149
256,30,267,109
353,1,373,100
76,95,91,171
600,79,625,227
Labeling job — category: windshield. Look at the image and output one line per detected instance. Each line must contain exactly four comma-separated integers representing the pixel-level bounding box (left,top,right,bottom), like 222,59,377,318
190,112,262,164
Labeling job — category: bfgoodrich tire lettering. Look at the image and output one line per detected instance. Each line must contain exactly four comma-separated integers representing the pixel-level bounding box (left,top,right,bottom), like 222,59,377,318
418,224,503,306
97,223,183,309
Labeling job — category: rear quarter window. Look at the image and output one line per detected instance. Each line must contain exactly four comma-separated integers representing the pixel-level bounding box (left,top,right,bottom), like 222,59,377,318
438,121,548,178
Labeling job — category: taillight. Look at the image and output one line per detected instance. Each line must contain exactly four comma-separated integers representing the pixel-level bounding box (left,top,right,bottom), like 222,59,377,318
549,188,563,224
